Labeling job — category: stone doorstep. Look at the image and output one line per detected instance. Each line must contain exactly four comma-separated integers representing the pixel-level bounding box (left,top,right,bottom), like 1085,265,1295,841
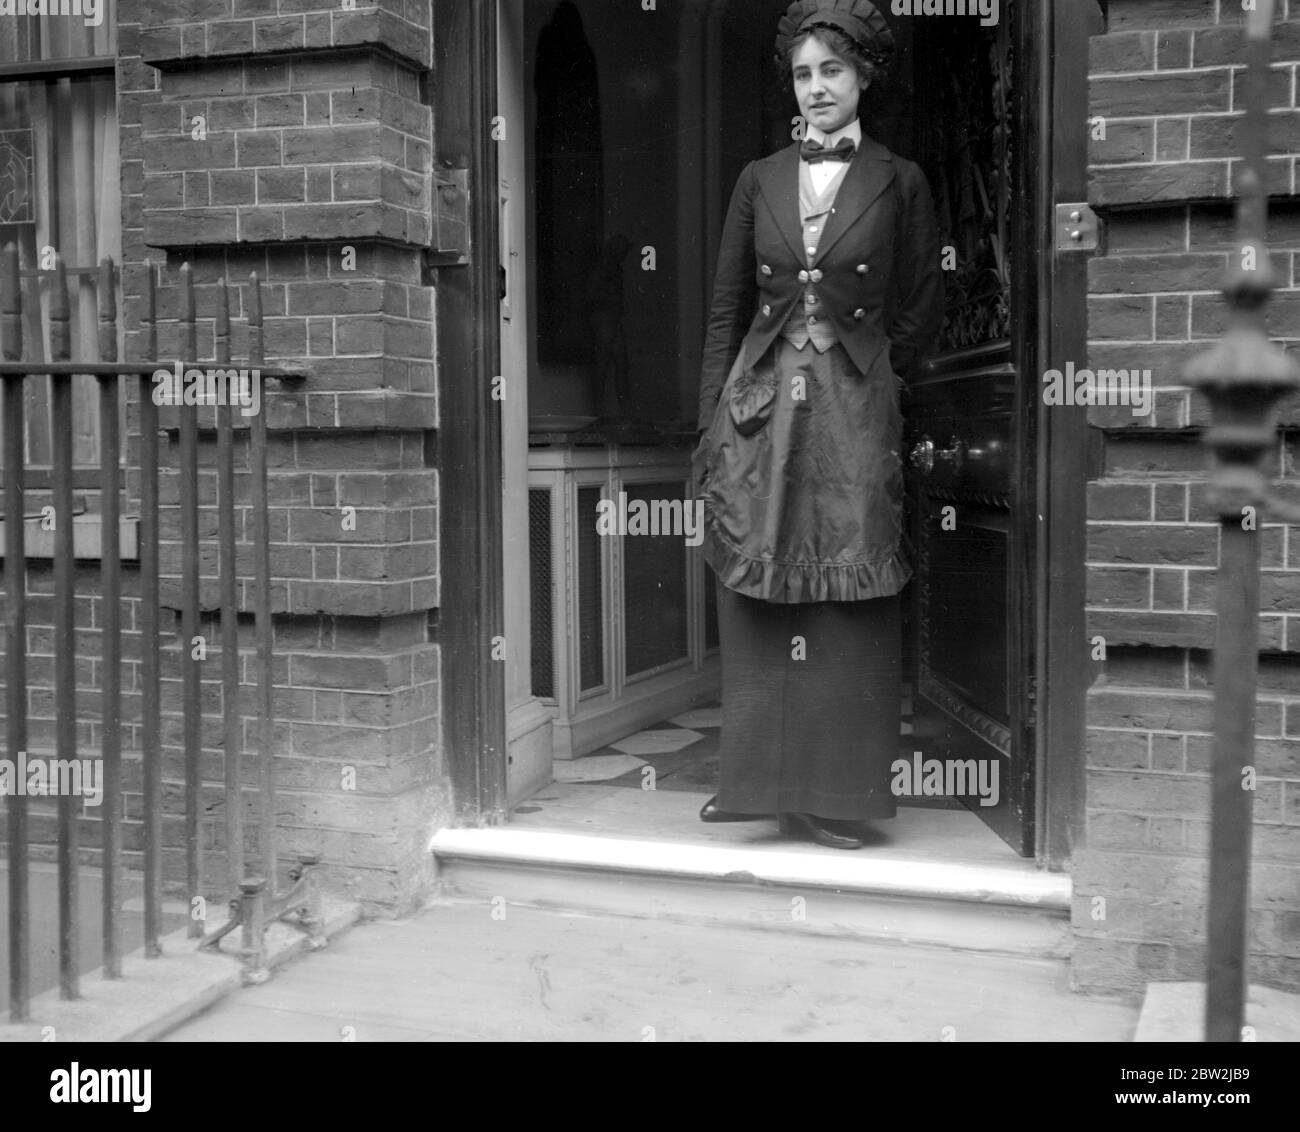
430,827,1073,911
0,894,361,1043
1135,981,1300,1043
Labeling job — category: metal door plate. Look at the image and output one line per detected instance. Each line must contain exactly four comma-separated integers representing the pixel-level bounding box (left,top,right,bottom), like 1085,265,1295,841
1055,203,1100,252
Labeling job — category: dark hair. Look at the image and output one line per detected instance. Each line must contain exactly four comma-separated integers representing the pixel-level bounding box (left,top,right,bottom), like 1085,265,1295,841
776,24,879,93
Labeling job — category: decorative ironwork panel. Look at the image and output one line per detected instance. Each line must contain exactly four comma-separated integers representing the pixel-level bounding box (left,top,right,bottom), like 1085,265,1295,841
0,129,34,225
916,6,1014,354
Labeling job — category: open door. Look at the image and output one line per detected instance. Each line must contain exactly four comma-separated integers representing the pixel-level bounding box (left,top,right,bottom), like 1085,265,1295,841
901,1,1048,856
498,0,556,806
490,0,1083,851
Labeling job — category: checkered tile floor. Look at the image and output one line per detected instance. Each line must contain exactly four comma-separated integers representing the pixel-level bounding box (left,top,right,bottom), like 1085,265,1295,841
553,706,722,792
551,701,960,807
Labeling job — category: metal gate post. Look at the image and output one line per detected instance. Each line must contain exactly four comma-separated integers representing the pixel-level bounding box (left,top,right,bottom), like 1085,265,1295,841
1184,0,1300,1042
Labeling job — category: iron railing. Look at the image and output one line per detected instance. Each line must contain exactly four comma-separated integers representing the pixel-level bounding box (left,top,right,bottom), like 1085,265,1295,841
1,248,319,1023
1184,0,1300,1042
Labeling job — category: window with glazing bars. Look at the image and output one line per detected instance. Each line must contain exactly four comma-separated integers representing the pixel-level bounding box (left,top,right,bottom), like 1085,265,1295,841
0,2,120,498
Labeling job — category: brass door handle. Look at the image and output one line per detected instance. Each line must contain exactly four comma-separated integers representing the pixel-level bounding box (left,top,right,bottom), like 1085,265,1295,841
909,436,964,474
909,438,935,474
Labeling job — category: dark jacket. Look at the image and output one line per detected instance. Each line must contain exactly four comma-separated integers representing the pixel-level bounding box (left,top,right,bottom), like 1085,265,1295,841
697,134,943,431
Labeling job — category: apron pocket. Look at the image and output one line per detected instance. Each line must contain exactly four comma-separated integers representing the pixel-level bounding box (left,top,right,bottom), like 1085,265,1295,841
728,349,778,437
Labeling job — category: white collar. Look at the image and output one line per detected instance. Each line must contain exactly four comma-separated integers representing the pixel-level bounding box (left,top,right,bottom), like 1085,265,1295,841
805,119,863,150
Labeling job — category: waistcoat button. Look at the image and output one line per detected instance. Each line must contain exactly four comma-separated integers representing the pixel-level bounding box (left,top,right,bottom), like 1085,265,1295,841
856,264,869,274
853,308,866,320
763,304,772,316
761,265,773,276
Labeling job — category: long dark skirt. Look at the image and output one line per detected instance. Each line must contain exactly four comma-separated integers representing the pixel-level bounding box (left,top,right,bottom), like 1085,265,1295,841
714,578,900,822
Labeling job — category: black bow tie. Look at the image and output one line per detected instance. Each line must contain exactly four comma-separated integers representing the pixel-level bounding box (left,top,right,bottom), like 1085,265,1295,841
800,137,856,164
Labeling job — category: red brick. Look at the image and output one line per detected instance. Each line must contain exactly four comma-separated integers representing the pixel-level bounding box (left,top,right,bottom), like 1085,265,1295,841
1154,117,1189,162
255,16,306,53
1087,728,1150,770
1089,252,1229,293
1105,646,1188,689
1089,294,1155,339
1105,0,1215,31
256,167,306,204
209,19,256,55
1229,66,1295,115
255,93,306,128
1088,523,1218,567
1155,30,1193,71
145,207,238,245
1151,568,1185,611
144,133,237,173
1088,689,1214,732
1154,293,1190,339
1087,565,1151,609
236,130,284,167
1086,811,1149,848
1090,161,1229,207
1090,31,1156,74
1195,22,1300,68
210,168,256,206
1191,112,1300,161
1093,72,1231,118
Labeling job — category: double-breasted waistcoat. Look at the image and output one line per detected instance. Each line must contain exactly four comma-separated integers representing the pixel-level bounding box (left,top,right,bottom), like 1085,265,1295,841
697,134,943,431
695,133,944,604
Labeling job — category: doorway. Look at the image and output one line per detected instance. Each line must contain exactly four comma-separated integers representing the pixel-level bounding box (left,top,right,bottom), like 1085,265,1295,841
488,0,1078,860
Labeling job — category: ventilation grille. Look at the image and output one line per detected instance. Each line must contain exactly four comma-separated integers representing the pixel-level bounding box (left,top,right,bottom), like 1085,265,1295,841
528,488,554,700
622,482,689,678
576,486,605,692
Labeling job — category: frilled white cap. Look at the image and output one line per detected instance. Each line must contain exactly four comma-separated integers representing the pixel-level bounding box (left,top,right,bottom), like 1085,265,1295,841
775,0,895,68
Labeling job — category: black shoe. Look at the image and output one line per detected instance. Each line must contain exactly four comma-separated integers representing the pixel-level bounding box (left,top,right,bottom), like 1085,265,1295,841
778,812,864,850
699,795,765,823
849,821,890,846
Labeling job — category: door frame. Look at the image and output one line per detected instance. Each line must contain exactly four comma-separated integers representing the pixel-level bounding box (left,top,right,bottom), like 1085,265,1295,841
1034,0,1104,869
433,0,507,826
439,0,1095,863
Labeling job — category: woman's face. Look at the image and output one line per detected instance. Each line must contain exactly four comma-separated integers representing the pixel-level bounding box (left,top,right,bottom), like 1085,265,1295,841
792,34,867,136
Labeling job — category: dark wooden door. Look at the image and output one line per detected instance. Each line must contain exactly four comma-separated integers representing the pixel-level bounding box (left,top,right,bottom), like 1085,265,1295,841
899,1,1046,855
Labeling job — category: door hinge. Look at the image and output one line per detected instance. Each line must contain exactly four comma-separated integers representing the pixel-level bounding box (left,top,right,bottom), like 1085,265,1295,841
1025,674,1039,728
1055,203,1100,252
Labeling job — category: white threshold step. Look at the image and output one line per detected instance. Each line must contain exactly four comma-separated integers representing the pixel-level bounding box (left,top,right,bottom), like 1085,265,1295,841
431,828,1073,959
432,828,1070,909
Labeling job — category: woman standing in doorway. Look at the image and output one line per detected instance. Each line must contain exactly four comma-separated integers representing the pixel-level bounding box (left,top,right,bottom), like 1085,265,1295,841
694,0,943,849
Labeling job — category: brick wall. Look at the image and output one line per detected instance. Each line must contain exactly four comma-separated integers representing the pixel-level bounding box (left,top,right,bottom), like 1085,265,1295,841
72,0,444,913
1076,0,1300,996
